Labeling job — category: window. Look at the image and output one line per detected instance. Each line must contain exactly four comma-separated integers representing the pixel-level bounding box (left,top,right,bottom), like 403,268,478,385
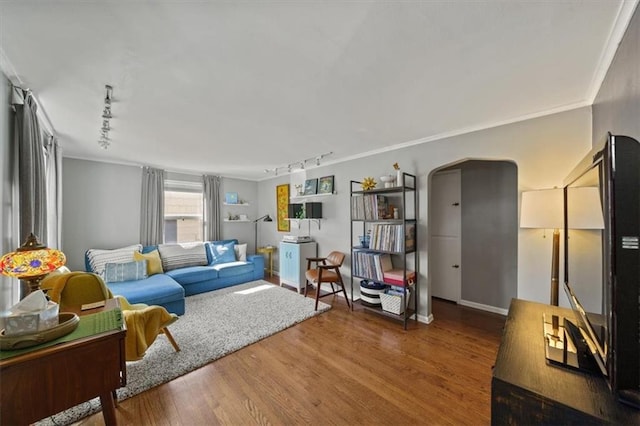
164,180,203,243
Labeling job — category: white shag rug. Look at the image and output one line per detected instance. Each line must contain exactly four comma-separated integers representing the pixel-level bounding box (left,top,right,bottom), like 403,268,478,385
39,280,330,425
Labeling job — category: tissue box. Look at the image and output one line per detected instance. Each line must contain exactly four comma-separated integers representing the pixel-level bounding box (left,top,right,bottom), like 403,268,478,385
4,301,59,336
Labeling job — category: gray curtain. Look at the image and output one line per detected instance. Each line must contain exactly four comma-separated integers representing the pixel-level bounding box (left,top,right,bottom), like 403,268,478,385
14,89,46,243
203,175,221,241
44,135,62,249
140,167,165,245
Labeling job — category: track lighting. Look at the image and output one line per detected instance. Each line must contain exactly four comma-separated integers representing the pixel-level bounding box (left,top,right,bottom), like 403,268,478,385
263,152,332,175
98,84,114,149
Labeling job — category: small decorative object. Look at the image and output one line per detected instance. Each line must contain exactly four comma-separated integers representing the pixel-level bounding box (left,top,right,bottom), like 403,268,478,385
318,175,334,194
393,162,402,187
294,184,303,196
303,178,318,195
358,234,371,248
361,177,376,191
225,192,238,204
0,233,67,299
380,175,395,188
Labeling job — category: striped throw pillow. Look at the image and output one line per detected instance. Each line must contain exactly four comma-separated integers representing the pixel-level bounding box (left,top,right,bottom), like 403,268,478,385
104,260,148,283
86,244,143,276
158,243,208,271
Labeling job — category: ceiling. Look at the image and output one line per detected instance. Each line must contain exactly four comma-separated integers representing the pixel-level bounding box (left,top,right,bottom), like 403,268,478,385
0,1,637,180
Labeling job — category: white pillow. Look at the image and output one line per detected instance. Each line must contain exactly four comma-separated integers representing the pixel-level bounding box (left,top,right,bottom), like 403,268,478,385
234,243,247,261
86,244,143,276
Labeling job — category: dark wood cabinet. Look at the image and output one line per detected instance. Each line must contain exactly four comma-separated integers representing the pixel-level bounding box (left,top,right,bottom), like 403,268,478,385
491,299,639,425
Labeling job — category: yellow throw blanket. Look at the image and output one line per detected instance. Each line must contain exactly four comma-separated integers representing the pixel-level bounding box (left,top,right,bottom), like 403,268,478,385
121,302,177,361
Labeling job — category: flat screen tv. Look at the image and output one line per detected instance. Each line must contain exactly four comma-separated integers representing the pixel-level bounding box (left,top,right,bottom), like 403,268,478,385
562,133,639,408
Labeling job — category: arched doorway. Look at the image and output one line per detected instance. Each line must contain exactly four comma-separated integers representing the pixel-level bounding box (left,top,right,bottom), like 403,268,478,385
428,159,518,314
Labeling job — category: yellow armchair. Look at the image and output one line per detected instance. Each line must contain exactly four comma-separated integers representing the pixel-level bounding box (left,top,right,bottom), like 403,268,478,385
41,271,180,361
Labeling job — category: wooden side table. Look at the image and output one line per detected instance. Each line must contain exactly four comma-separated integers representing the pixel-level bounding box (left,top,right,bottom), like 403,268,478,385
257,246,277,277
0,299,126,425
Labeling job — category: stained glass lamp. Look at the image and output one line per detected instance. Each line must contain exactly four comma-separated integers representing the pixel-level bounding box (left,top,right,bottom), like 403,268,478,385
0,233,66,298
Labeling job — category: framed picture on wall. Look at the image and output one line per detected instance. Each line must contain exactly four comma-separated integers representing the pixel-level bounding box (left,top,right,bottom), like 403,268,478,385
318,175,334,194
225,192,238,204
303,178,318,196
276,184,290,232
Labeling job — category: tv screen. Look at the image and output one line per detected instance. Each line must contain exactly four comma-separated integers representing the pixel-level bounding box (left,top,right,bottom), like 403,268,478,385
563,133,640,408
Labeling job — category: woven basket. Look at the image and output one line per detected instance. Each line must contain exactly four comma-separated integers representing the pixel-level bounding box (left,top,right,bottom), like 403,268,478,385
379,288,411,315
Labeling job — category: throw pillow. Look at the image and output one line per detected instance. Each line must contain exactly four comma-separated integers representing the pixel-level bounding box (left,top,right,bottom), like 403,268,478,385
133,250,163,275
86,244,143,276
103,260,148,283
209,241,236,265
158,243,208,271
234,243,247,261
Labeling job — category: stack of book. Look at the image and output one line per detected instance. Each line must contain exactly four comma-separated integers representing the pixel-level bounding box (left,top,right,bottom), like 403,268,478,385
351,194,388,220
351,252,393,281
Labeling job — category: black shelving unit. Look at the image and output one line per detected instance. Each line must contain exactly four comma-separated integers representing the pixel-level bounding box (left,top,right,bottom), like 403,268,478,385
350,172,418,329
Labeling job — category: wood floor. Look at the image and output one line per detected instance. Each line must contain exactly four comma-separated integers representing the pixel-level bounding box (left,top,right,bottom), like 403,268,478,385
80,277,506,425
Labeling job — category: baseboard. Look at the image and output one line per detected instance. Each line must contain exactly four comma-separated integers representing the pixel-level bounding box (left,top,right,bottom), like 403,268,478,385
459,299,508,316
417,313,434,324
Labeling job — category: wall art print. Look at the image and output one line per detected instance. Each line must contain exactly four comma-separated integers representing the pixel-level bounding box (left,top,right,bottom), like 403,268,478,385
276,184,290,232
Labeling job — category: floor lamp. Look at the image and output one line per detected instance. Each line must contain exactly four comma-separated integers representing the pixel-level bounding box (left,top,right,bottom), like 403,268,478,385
520,188,563,305
254,214,273,253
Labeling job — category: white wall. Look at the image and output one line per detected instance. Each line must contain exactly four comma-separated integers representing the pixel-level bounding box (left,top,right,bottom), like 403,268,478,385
219,177,258,251
62,158,142,270
257,106,593,320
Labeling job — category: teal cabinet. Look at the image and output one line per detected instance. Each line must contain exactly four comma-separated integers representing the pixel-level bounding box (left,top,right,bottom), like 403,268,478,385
279,241,317,293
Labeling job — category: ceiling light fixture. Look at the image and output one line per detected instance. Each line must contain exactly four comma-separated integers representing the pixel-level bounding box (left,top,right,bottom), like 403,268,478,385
264,152,332,175
98,84,114,150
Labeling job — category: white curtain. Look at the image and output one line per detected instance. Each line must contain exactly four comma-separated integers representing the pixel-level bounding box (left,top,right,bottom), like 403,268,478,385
203,175,221,241
44,135,62,248
140,167,165,245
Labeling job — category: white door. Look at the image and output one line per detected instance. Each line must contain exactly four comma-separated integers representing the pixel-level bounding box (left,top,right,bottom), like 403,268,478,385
430,170,461,302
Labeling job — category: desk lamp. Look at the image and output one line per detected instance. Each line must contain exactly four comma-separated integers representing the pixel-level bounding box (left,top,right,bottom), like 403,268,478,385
0,233,66,299
254,214,273,253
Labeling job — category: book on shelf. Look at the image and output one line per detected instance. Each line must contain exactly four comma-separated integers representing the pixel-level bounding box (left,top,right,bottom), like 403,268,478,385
405,222,416,251
351,194,391,220
351,251,393,282
383,269,416,286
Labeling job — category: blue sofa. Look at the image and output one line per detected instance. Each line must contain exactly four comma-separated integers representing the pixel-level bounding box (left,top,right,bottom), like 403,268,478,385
85,240,264,316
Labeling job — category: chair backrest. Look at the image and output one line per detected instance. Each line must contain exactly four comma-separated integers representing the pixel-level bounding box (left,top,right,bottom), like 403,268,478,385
41,272,112,306
326,251,345,267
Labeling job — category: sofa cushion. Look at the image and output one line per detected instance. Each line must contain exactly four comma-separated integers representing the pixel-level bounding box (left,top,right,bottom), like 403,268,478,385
158,243,208,271
234,243,247,261
208,241,236,265
134,250,163,275
106,274,184,307
165,265,219,285
86,244,143,276
104,260,148,283
211,261,253,278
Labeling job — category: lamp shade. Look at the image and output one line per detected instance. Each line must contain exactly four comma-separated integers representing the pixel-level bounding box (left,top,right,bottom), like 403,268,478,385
566,186,604,229
0,248,66,278
520,188,563,229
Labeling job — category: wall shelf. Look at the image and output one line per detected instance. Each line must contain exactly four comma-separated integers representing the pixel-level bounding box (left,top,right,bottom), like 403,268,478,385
223,203,250,206
286,218,322,230
223,219,250,223
290,192,336,201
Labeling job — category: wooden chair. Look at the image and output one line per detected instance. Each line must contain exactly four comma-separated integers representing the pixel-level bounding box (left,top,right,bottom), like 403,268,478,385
304,251,351,310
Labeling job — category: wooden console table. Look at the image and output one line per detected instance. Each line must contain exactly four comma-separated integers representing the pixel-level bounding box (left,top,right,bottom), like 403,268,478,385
0,299,126,425
491,299,639,424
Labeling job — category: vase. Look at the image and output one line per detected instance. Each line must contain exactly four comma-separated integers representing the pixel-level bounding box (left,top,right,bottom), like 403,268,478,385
396,170,403,187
